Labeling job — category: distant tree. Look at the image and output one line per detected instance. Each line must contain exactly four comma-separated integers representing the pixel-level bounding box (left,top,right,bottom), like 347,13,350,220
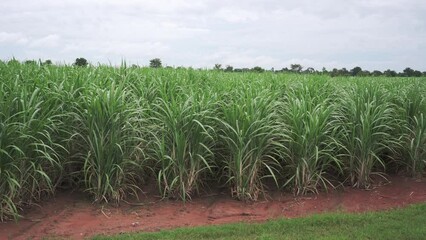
330,68,349,77
25,60,37,65
321,67,328,74
350,66,362,76
359,70,371,77
224,65,233,72
413,70,422,77
131,64,139,68
280,67,290,73
44,59,52,65
338,68,350,76
214,64,222,70
74,58,88,67
290,64,303,73
423,72,426,77
403,67,415,77
252,66,265,73
149,58,162,68
372,70,383,77
305,67,315,74
384,69,397,77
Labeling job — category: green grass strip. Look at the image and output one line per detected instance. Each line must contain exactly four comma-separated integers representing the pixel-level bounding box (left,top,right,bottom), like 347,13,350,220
93,204,426,240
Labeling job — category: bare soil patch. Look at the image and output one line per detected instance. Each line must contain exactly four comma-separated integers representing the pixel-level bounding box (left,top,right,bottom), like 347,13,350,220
1,175,426,240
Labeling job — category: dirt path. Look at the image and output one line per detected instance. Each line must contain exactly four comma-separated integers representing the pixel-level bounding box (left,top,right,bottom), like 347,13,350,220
1,175,426,240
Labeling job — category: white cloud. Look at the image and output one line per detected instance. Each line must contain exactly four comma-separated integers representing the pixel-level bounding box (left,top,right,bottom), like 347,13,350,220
29,34,61,48
61,40,169,58
0,0,425,71
214,8,259,23
0,32,28,44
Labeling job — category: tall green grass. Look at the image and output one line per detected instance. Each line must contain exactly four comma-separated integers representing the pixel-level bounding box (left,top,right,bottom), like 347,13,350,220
217,87,283,200
0,70,65,220
398,83,426,176
280,83,341,194
0,61,425,220
71,82,144,202
336,84,400,188
148,92,216,200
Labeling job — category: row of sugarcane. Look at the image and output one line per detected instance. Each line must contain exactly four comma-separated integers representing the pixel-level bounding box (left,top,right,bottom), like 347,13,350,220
0,61,425,220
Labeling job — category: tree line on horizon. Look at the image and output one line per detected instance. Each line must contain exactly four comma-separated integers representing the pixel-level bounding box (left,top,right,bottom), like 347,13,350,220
5,57,426,77
214,63,426,77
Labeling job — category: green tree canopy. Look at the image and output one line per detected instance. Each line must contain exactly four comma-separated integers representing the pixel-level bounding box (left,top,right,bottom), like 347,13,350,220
224,65,233,72
252,66,265,73
74,58,88,67
350,66,362,76
290,64,303,73
150,58,162,68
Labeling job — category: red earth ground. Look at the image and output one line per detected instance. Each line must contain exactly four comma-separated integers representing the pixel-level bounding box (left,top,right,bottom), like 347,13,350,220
1,175,426,240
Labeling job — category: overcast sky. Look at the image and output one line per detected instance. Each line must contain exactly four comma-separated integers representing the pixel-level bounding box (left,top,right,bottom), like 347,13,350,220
1,0,425,71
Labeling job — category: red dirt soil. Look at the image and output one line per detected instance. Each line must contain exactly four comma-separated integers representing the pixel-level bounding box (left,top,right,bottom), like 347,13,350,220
1,175,426,240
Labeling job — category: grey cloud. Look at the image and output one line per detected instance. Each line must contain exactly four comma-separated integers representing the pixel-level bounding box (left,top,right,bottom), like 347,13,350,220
0,0,425,71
